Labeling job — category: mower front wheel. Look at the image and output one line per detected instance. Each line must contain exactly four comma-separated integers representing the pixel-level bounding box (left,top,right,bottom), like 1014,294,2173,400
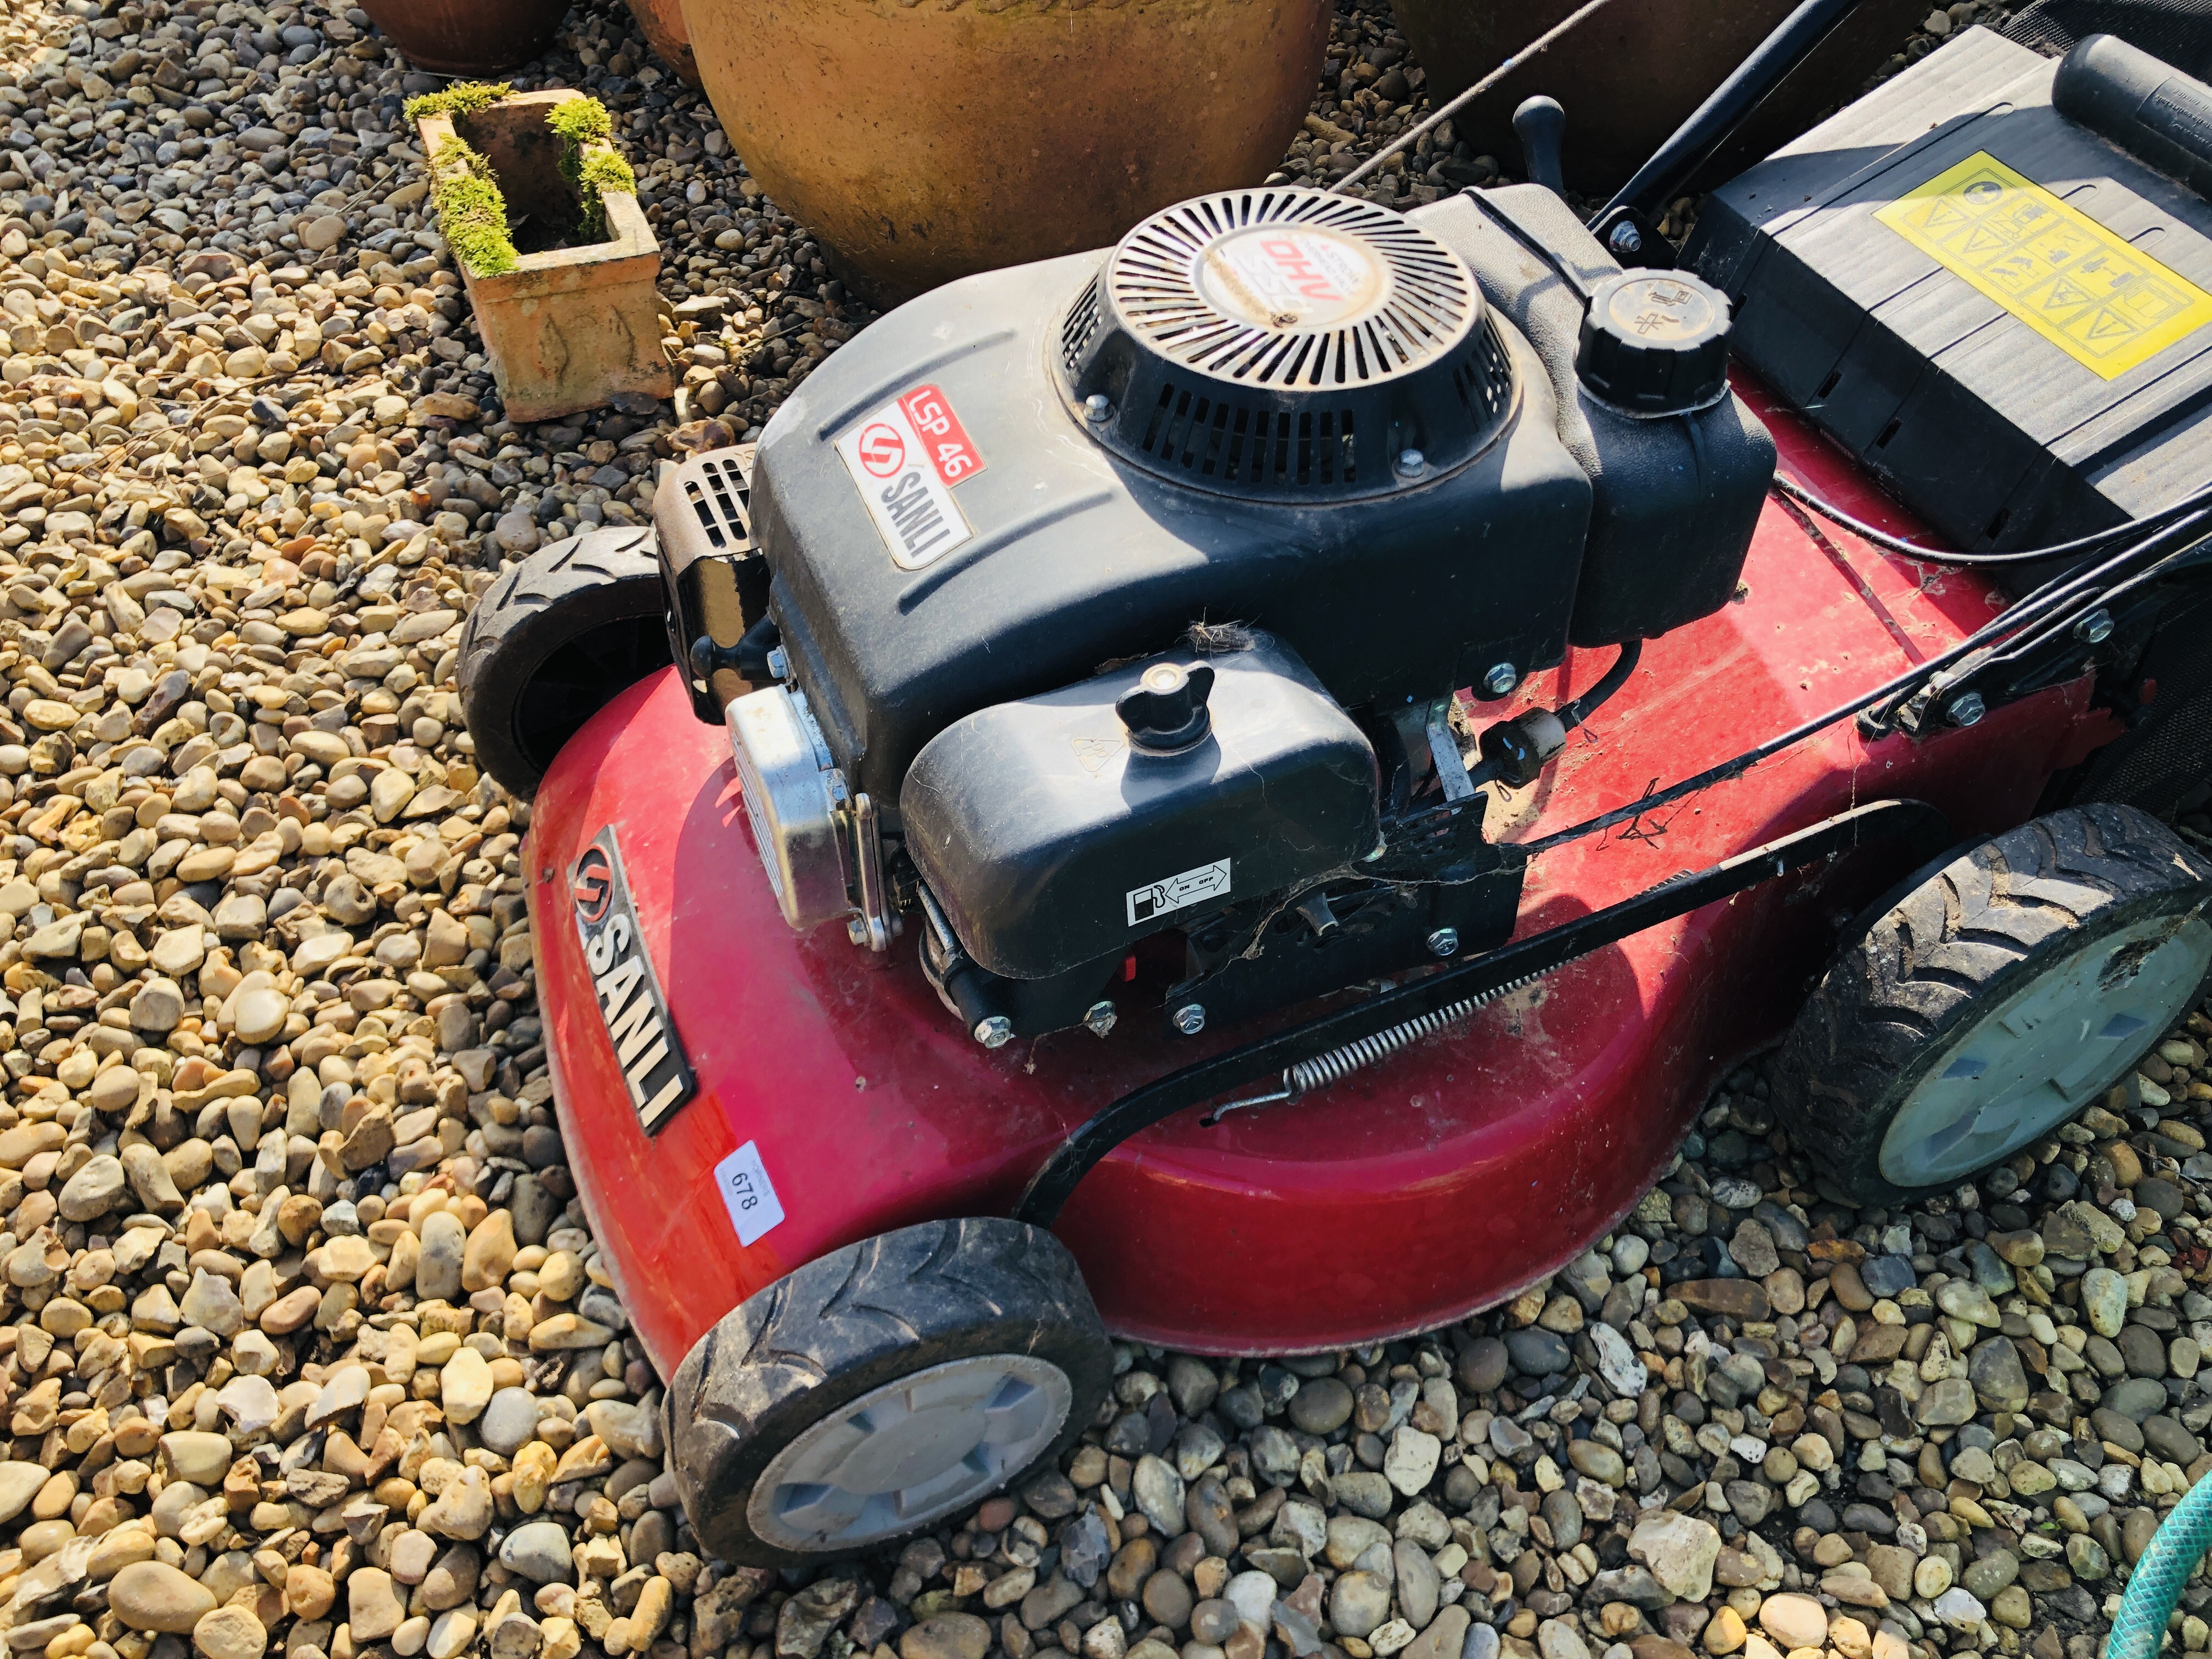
666,1217,1113,1567
455,527,670,801
1773,803,2212,1206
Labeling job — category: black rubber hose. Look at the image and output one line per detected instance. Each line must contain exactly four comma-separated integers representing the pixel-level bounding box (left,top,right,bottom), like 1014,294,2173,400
1557,639,1641,732
1773,472,2212,567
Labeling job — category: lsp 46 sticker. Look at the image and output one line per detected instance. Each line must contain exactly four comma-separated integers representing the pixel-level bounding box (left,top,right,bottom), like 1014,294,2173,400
834,383,986,571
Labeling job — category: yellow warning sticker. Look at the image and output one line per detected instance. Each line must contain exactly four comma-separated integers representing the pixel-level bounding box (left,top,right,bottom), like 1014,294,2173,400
1874,150,2212,379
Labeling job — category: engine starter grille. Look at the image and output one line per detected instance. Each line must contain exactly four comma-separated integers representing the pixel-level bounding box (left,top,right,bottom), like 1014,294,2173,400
1062,189,1514,502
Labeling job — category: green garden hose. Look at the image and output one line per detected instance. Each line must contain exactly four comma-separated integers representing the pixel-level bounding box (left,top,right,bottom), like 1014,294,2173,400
2111,1476,2212,1659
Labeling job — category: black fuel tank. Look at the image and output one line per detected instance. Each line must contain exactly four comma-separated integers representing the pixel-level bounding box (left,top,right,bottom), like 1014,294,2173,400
901,635,1378,981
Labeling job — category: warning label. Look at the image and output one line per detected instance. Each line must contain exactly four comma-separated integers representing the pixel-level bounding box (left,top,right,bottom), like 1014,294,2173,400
1875,150,2212,380
834,384,988,570
1126,858,1232,927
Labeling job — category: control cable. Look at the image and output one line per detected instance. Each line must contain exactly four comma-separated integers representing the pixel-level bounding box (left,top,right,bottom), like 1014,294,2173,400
1329,0,1619,195
1515,502,2211,855
1772,471,2212,566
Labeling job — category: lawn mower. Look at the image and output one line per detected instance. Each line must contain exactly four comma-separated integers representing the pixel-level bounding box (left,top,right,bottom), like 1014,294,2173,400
454,5,2212,1568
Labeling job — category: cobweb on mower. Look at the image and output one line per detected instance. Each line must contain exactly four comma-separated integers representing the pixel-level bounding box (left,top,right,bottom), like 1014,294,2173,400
2005,0,2212,75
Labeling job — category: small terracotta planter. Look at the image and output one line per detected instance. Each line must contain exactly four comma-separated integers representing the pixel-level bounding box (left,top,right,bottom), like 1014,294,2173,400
417,89,673,424
358,0,571,74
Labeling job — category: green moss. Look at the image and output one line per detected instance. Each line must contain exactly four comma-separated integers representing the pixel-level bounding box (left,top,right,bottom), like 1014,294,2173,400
402,80,512,123
544,96,613,148
572,148,637,241
546,95,631,241
428,134,517,277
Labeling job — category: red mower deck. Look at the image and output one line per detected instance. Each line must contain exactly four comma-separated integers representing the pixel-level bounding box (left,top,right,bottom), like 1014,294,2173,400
525,383,2111,1372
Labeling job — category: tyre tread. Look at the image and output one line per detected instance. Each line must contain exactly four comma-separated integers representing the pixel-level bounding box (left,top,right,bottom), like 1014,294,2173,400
1773,804,2211,1204
669,1217,1110,1566
455,527,666,799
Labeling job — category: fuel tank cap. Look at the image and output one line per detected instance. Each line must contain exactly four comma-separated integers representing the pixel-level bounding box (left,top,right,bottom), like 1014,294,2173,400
1575,270,1733,416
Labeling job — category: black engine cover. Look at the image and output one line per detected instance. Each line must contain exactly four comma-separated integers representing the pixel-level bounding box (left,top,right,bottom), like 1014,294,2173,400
748,247,1592,816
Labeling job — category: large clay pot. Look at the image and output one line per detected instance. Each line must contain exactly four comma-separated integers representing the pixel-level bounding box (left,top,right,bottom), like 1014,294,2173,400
357,0,571,73
1394,0,1931,199
681,0,1331,297
627,0,701,88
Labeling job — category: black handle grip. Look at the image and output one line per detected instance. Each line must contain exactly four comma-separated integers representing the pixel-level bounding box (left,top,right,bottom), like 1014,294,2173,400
2054,32,2212,202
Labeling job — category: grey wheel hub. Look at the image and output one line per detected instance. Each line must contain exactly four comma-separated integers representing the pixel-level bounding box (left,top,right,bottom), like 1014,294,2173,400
1878,912,2212,1187
748,1354,1072,1551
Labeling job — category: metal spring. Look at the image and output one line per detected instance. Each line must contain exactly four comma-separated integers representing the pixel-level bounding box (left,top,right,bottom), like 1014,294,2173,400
1207,968,1551,1122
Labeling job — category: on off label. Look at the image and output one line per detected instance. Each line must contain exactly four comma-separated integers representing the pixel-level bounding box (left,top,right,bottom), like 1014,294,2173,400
1126,857,1232,927
1875,150,2212,380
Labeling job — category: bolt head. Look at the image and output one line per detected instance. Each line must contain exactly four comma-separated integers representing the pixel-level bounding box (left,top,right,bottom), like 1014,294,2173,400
973,1015,1013,1049
1947,691,1988,728
1483,662,1519,697
1426,927,1460,957
2074,608,2115,645
1083,1000,1118,1037
1608,221,1644,256
765,646,789,680
1084,393,1113,423
1172,1003,1206,1036
1395,448,1426,477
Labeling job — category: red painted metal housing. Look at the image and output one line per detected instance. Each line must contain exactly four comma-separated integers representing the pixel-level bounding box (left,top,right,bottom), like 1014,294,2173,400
526,383,2107,1374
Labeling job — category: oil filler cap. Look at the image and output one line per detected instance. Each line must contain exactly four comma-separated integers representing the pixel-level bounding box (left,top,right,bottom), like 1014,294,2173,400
1575,270,1733,416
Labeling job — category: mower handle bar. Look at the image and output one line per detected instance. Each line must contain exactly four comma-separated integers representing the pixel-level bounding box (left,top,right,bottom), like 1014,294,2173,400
1330,0,1868,234
1595,0,1868,227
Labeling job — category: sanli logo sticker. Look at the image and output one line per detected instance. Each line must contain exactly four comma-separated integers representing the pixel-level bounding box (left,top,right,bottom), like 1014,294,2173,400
834,383,988,570
569,828,696,1134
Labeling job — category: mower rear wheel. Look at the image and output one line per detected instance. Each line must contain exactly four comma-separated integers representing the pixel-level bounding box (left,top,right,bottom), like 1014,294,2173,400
1773,803,2212,1206
455,527,669,800
667,1217,1112,1567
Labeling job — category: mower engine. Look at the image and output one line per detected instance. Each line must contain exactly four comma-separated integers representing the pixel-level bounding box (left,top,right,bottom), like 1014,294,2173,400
657,186,1778,1045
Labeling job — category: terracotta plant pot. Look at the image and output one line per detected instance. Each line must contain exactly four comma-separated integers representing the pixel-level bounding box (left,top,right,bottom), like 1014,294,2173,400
417,89,674,423
358,0,572,74
627,0,701,87
1394,0,1932,198
680,0,1332,298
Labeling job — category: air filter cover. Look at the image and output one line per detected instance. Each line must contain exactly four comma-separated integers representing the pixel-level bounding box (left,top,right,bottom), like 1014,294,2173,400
1061,189,1515,501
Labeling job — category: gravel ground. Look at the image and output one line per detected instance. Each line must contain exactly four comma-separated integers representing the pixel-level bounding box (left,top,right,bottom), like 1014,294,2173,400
0,9,2207,1659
